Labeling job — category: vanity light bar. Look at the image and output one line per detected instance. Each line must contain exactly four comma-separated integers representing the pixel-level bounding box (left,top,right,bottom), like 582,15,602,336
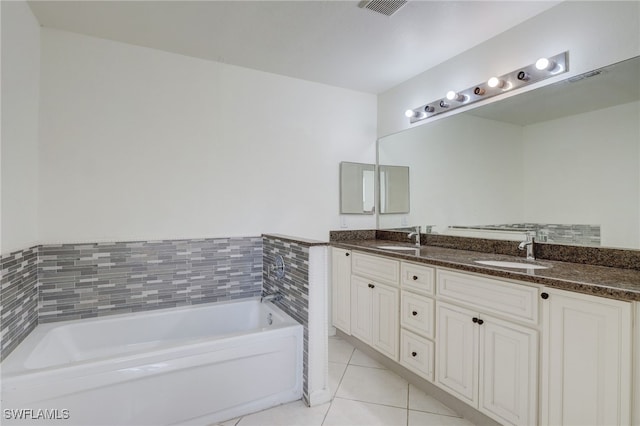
405,51,568,124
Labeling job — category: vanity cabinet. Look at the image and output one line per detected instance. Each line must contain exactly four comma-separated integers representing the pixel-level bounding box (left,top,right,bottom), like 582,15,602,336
540,288,633,426
436,301,538,426
331,247,352,334
435,270,539,426
350,253,400,361
350,277,399,360
330,248,638,426
399,262,436,381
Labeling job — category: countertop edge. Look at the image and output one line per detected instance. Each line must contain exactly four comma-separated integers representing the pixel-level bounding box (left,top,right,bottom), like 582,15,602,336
332,241,640,302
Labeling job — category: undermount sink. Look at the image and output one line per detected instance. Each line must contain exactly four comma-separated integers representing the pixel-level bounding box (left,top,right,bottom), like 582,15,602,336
474,260,549,270
376,245,420,252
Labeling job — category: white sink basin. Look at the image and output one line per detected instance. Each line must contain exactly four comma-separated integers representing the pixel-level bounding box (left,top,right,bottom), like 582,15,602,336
474,260,548,270
376,245,420,252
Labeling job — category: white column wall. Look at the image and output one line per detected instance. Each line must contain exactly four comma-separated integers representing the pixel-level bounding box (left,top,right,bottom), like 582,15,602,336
1,1,41,254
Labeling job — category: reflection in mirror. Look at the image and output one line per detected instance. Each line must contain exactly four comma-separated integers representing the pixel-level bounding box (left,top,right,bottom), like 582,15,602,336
340,162,375,214
379,165,410,214
378,56,640,249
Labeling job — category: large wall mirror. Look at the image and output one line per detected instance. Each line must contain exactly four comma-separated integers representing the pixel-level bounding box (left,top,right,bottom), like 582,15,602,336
378,56,640,249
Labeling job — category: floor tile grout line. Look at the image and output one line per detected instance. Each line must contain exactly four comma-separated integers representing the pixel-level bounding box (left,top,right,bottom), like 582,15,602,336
331,395,409,411
322,346,352,426
406,383,410,426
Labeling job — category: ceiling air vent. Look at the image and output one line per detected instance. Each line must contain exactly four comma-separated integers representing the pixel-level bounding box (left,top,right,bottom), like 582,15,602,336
358,0,408,17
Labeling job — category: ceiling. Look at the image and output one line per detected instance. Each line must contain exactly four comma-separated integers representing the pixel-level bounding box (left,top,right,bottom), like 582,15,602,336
28,1,561,94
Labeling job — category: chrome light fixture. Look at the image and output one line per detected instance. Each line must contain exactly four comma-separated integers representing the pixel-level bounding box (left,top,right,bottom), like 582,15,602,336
404,51,568,124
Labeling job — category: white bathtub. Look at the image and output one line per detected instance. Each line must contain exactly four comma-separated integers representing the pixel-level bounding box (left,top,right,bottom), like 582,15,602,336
1,298,303,425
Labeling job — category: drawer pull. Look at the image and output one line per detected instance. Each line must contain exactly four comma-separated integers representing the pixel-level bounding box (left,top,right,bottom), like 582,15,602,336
368,283,375,289
412,311,418,316
472,317,478,323
477,319,484,325
541,292,549,299
411,351,417,357
412,275,418,281
345,252,350,257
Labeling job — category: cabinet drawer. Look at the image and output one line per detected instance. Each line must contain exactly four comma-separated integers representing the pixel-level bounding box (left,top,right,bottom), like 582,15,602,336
401,291,434,339
437,270,539,324
401,262,435,295
400,329,434,381
351,252,400,287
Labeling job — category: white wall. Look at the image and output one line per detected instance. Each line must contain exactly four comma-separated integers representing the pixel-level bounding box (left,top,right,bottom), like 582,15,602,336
1,1,41,254
378,1,640,137
522,101,640,248
38,29,376,244
378,114,523,230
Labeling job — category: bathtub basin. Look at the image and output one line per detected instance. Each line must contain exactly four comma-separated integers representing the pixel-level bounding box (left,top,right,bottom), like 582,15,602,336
1,298,303,425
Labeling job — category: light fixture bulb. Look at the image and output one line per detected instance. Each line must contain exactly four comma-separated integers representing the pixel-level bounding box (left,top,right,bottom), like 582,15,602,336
446,91,466,102
424,105,435,113
535,57,555,71
405,109,416,118
487,77,505,88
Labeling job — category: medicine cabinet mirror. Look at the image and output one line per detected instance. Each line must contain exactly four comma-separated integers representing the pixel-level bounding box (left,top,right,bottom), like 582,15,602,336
339,162,375,214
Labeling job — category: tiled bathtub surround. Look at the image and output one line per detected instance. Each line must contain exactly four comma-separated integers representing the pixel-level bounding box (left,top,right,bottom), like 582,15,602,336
262,235,320,404
1,247,39,361
38,237,263,323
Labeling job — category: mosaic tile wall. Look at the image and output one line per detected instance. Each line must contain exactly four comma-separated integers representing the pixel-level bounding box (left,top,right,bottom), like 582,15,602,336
38,237,263,323
1,247,39,361
262,235,311,403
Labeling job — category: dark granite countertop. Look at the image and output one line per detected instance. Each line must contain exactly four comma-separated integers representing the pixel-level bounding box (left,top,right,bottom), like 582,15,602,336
332,239,640,302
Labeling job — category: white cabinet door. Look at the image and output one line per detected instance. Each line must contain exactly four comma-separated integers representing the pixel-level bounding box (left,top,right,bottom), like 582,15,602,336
350,275,373,344
372,283,399,360
331,248,352,334
479,316,538,426
541,288,632,426
436,302,478,406
634,302,640,426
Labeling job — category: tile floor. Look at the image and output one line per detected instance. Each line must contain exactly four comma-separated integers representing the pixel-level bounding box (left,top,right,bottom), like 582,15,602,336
215,336,476,426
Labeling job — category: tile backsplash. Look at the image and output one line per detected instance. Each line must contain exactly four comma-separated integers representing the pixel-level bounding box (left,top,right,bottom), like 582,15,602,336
1,247,39,361
38,237,263,322
262,235,312,404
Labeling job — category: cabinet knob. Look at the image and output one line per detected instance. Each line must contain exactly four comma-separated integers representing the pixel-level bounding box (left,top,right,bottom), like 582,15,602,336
411,351,417,357
345,252,350,257
412,275,418,281
541,292,549,299
477,319,484,325
368,283,375,289
472,317,478,323
412,311,418,316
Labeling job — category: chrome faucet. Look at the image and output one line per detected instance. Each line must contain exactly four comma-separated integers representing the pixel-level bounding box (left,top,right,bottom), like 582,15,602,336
407,226,421,247
518,233,536,260
261,292,283,303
